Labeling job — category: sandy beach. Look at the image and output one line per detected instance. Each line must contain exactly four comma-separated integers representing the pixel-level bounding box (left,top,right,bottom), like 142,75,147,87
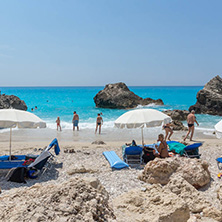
0,128,222,221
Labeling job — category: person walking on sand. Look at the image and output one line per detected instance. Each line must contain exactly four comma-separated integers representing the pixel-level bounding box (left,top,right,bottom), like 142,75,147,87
163,122,173,141
184,110,199,141
95,113,103,134
56,117,62,131
72,111,79,131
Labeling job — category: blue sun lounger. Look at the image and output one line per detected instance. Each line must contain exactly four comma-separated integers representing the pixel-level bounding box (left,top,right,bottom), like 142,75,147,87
103,151,129,169
216,158,222,170
167,141,202,158
0,138,60,170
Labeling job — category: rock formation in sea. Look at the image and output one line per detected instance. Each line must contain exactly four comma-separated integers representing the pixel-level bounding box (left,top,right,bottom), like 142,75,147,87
0,94,27,110
189,75,222,115
163,109,189,121
163,109,189,130
93,82,164,109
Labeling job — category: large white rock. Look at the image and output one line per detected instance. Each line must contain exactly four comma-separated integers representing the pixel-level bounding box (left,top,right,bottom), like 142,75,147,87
113,183,190,222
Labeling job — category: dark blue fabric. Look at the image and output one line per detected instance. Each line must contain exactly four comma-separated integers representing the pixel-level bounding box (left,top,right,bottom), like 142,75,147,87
0,161,25,169
124,146,143,155
0,155,26,161
216,157,222,163
184,143,202,150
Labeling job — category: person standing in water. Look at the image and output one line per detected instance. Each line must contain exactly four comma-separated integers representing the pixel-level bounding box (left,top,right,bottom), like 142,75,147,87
56,117,62,131
184,110,199,141
72,111,79,131
95,113,103,134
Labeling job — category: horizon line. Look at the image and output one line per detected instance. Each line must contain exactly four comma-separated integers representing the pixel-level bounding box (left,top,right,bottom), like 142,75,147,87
0,85,204,88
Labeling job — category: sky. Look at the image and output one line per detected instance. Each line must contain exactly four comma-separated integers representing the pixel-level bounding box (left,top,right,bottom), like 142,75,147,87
0,0,222,86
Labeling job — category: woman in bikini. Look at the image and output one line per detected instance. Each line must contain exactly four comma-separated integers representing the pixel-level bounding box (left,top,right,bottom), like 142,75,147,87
95,113,103,134
154,134,169,158
163,122,173,141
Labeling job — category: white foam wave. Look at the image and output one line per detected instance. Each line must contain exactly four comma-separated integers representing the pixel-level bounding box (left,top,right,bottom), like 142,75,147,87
46,120,115,130
136,104,164,109
0,128,19,133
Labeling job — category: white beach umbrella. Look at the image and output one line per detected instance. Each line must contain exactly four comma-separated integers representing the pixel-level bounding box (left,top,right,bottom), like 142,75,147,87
114,109,172,145
215,120,222,139
0,109,46,159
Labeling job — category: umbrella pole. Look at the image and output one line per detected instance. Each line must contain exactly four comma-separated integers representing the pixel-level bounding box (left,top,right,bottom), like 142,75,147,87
141,128,144,147
9,128,12,161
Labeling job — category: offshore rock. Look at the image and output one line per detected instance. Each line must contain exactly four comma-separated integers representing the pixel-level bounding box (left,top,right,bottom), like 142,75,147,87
189,75,222,115
163,110,188,131
163,110,189,121
171,120,187,131
94,82,164,109
0,94,27,110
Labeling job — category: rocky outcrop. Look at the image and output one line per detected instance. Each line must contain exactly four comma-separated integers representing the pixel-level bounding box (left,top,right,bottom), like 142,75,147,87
163,110,188,131
113,183,190,222
94,82,164,109
203,207,222,222
166,176,211,213
171,120,187,131
138,157,211,189
0,94,27,110
189,75,222,115
0,177,115,222
163,110,189,121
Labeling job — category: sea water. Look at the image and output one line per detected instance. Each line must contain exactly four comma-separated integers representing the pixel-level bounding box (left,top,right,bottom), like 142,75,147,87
0,86,221,131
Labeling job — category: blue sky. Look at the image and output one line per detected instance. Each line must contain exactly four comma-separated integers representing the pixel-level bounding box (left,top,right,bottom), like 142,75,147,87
0,0,221,86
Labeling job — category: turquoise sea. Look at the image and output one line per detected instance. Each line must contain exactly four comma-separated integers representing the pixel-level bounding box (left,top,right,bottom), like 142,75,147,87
0,86,221,131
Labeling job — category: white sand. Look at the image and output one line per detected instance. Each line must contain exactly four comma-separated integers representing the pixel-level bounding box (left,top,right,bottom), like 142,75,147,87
0,128,222,220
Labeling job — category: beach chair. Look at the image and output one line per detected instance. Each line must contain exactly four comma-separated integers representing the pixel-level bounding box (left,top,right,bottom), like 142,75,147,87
167,141,202,159
103,151,129,169
216,158,222,170
122,146,143,167
27,138,60,176
6,138,60,182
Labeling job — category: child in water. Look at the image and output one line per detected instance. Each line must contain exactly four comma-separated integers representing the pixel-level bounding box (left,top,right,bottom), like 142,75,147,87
56,117,62,131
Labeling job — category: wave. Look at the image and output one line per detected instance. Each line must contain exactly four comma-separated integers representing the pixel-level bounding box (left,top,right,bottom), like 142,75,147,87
136,104,165,109
46,120,115,130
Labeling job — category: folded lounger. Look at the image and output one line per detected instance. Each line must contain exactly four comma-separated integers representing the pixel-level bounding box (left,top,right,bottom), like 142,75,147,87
103,151,129,169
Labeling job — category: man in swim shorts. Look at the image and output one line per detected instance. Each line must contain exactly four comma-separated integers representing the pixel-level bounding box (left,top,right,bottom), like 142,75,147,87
95,113,103,134
72,111,79,131
184,110,199,141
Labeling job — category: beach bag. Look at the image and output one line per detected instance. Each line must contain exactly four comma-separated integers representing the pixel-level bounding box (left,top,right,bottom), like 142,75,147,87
7,167,27,183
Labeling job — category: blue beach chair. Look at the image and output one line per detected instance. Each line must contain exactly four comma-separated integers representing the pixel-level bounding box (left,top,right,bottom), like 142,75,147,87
122,146,143,166
0,138,60,170
167,141,202,158
216,157,222,170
